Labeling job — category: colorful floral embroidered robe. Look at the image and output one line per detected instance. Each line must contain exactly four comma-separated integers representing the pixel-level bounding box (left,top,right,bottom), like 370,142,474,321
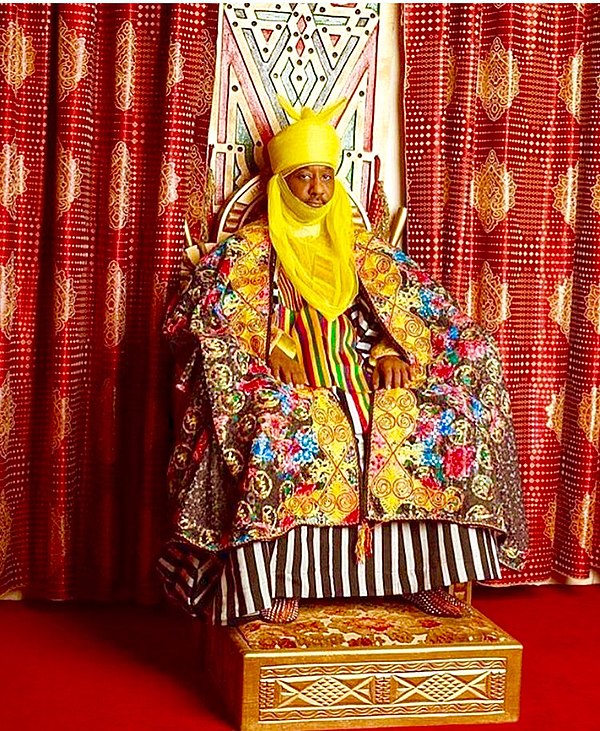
166,220,527,571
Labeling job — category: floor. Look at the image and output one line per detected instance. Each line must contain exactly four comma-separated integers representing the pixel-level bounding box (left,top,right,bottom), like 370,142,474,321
1,584,598,731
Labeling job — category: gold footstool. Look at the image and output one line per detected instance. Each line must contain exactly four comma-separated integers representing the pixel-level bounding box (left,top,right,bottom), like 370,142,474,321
202,598,522,731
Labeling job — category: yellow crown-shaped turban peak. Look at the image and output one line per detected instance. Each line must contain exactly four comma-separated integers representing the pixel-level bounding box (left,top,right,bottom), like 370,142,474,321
267,95,347,175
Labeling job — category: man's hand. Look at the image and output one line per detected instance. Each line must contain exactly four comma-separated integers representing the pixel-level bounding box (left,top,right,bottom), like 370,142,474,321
269,346,307,385
372,356,415,389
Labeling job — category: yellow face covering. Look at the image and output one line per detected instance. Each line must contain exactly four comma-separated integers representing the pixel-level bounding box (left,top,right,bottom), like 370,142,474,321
267,97,358,321
267,174,357,321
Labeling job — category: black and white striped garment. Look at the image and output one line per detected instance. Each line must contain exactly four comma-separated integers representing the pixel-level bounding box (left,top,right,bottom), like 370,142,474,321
158,521,502,625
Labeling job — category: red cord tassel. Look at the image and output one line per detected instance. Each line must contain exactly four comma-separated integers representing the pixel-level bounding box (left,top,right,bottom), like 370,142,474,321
355,521,373,563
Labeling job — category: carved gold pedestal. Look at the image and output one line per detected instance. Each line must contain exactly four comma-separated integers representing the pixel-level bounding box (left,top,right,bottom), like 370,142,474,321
202,599,522,730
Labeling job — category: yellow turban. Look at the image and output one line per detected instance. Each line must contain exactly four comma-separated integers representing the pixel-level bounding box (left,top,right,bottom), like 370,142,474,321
267,97,357,321
268,96,345,174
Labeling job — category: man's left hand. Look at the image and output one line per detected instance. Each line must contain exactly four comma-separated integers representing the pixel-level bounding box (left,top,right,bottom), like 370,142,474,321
372,356,415,389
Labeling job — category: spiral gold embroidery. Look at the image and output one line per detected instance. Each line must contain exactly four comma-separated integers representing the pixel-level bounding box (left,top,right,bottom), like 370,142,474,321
104,260,126,347
548,274,573,338
553,163,579,231
477,37,521,121
115,21,136,111
52,389,72,451
585,284,600,335
0,374,15,459
166,41,185,96
158,155,181,216
56,143,83,218
471,150,516,233
108,141,131,230
58,16,89,101
0,252,19,339
558,46,583,122
0,140,29,219
54,268,76,333
0,19,35,95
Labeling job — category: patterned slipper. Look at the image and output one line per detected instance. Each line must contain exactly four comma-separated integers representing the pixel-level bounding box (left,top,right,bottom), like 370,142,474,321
260,598,300,623
404,589,464,618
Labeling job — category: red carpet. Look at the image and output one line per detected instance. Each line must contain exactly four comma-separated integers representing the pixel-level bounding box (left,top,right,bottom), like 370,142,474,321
1,585,598,731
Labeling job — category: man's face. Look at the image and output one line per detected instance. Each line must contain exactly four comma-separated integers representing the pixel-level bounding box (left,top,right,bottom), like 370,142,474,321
285,165,335,207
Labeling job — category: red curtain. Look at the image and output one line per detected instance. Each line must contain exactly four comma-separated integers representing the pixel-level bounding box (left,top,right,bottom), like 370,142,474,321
403,3,600,583
0,3,218,601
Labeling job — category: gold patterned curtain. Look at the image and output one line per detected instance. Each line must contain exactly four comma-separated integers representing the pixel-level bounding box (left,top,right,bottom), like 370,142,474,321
403,3,600,583
0,3,218,600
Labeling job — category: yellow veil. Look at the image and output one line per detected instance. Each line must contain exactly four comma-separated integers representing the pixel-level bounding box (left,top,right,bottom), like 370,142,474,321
267,97,358,321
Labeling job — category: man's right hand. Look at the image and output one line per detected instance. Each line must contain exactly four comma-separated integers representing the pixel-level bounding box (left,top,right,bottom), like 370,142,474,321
269,346,307,385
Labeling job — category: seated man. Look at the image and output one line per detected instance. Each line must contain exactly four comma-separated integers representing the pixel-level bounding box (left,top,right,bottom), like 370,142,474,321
158,98,527,625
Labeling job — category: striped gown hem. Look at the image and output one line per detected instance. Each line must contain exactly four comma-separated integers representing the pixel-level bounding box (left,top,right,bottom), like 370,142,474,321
159,522,502,625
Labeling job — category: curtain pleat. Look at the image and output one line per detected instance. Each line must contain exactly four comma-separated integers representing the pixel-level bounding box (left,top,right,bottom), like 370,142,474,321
0,3,219,601
403,3,600,583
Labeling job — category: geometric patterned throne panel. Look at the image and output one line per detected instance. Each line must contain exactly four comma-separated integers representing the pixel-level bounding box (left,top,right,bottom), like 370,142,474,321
209,2,382,214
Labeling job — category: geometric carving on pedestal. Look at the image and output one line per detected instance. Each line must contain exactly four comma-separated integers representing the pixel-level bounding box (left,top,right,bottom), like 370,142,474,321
259,658,507,721
203,600,522,731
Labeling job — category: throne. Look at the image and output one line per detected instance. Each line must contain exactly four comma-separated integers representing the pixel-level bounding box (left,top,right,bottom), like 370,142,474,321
195,183,523,731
